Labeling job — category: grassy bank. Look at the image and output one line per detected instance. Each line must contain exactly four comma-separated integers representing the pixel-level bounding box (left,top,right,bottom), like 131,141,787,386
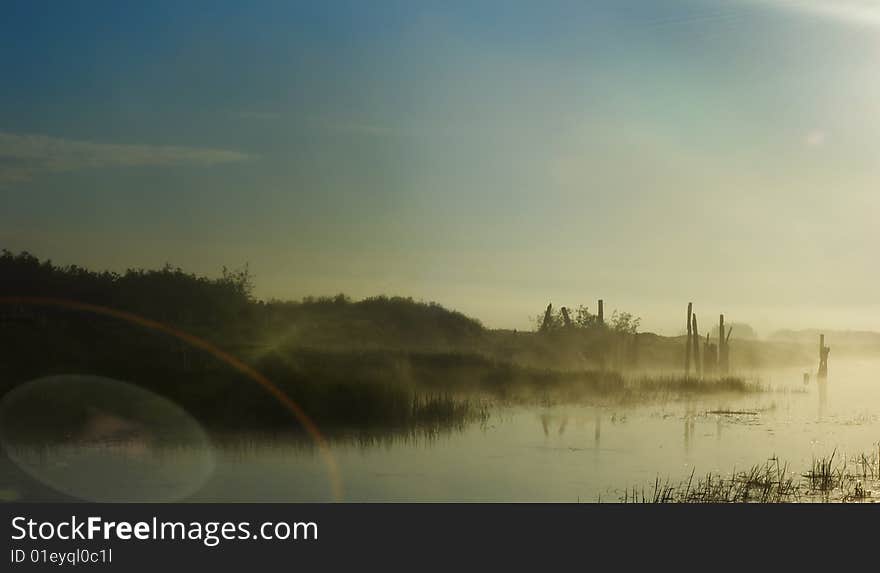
1,321,760,440
1,250,768,439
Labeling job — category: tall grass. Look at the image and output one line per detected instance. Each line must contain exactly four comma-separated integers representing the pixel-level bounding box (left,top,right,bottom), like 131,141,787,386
621,449,880,503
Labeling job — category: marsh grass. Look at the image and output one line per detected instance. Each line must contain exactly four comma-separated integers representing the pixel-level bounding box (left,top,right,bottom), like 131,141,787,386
622,448,880,503
802,450,844,493
2,330,762,439
208,395,492,450
625,375,763,398
622,458,799,503
628,375,761,395
0,347,761,440
528,373,762,409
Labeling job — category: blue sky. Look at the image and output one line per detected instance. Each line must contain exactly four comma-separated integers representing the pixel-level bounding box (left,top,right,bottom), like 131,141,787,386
3,1,880,333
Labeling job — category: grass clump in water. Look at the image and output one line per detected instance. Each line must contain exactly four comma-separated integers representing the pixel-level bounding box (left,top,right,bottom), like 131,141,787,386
621,449,880,503
627,375,762,397
622,458,798,503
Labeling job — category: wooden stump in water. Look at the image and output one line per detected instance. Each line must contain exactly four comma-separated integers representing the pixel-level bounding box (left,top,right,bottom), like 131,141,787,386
818,334,830,378
685,302,693,377
691,313,701,379
703,335,717,378
718,314,732,376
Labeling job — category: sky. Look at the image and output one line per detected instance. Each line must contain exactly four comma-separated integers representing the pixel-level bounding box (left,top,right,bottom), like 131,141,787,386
2,0,880,335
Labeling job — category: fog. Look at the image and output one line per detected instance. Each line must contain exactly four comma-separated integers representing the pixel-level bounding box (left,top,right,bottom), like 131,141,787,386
3,1,880,504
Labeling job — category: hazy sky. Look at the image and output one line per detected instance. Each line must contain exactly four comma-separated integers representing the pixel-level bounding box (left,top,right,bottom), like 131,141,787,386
2,1,879,334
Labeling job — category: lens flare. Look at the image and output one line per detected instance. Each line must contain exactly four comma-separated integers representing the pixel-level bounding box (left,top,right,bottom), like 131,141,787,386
0,296,344,501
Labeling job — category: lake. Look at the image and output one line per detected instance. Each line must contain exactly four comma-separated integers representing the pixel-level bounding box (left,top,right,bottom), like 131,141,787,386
2,359,879,502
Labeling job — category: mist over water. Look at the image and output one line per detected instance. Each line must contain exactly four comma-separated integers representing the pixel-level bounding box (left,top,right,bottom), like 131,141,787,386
3,1,880,505
3,357,878,502
1,251,879,502
189,359,879,502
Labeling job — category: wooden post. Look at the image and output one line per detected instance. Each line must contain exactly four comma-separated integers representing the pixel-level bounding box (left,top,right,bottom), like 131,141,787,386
718,314,728,375
598,299,604,325
703,333,717,377
818,334,830,378
540,303,553,333
692,313,701,379
723,325,732,374
560,307,572,328
685,302,693,377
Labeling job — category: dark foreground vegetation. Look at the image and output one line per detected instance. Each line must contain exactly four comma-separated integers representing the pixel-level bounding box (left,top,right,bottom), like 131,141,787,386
0,251,784,439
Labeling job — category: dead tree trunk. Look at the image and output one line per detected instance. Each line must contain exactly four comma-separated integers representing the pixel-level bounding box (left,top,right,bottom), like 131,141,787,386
598,299,604,325
685,302,693,377
818,334,830,378
718,314,729,376
540,303,553,333
724,326,732,374
703,333,717,377
560,307,572,328
692,313,701,379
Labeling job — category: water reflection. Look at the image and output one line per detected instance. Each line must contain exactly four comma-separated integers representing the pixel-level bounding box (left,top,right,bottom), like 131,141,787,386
3,360,879,502
558,416,568,437
539,413,570,439
0,375,214,502
817,375,828,421
683,403,696,454
683,417,695,453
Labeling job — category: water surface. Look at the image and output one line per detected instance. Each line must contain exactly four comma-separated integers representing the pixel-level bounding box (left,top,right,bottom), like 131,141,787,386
3,359,879,502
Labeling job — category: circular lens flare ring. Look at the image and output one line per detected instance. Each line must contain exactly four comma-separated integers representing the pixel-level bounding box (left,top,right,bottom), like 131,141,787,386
0,296,344,501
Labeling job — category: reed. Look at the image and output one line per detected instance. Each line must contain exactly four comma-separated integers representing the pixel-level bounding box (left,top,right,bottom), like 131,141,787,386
621,448,880,503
